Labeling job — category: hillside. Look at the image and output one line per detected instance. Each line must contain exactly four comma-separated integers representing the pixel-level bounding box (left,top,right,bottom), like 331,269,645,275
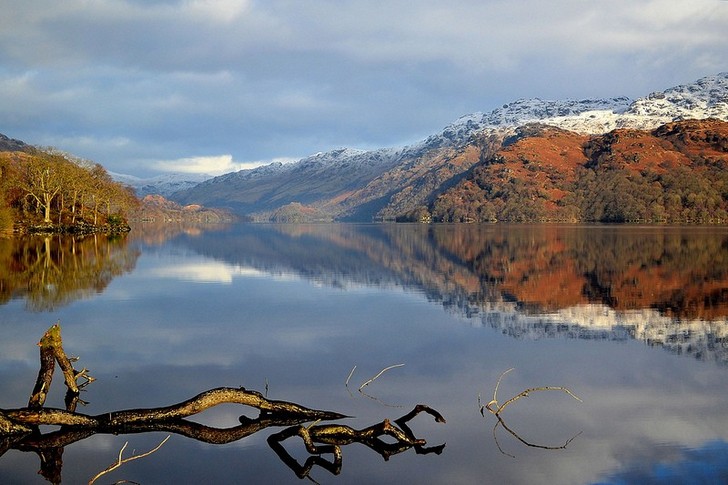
430,119,728,223
170,72,728,222
0,148,136,234
131,194,235,224
0,134,31,153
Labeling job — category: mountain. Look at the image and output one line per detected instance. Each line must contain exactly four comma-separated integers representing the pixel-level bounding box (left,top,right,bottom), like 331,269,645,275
0,133,31,153
431,119,728,223
111,172,214,198
172,72,728,222
130,194,235,224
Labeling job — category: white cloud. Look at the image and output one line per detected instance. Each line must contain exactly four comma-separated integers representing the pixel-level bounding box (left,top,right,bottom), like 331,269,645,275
153,154,298,175
183,0,251,22
154,154,238,174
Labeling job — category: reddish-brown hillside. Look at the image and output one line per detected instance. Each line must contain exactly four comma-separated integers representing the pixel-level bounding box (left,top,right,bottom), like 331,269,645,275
432,119,728,223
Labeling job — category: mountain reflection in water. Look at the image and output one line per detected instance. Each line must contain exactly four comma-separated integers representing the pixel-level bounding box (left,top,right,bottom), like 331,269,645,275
177,223,728,365
3,224,727,364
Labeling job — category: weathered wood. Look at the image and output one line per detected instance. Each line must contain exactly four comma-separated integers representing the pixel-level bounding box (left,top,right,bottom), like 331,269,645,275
5,325,346,434
0,411,32,435
28,324,80,410
101,387,347,427
1,325,447,482
5,387,346,430
27,345,55,409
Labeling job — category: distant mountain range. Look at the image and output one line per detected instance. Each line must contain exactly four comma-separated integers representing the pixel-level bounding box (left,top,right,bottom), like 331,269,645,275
168,72,728,222
111,172,214,198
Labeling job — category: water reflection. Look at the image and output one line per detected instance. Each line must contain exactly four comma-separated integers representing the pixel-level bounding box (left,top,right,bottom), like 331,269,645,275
177,224,728,365
1,322,444,484
0,222,727,484
0,234,139,311
2,224,727,366
8,224,727,319
175,224,728,319
147,261,267,283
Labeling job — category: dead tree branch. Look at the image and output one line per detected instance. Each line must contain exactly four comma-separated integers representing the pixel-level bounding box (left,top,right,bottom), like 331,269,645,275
479,368,582,417
358,364,405,391
4,387,347,432
1,325,445,483
28,323,94,409
345,363,406,406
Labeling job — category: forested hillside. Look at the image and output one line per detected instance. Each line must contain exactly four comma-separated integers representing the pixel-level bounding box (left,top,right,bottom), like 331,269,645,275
427,119,728,223
0,147,137,234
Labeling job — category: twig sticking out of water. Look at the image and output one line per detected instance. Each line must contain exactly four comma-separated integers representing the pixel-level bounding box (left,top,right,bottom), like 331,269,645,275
345,364,406,407
479,368,582,417
358,364,405,392
345,365,357,388
344,364,405,391
478,368,583,457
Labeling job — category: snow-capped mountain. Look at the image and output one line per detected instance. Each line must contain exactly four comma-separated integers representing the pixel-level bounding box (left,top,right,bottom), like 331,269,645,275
171,72,728,220
422,72,728,143
112,172,214,197
216,72,727,184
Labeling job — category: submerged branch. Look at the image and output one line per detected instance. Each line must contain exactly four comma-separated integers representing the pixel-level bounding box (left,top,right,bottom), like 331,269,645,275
481,368,581,417
268,404,446,479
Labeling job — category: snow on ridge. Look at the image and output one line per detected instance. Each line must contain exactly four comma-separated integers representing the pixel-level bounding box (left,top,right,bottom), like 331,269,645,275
480,96,633,128
220,72,728,182
112,171,215,197
618,72,728,128
175,72,728,194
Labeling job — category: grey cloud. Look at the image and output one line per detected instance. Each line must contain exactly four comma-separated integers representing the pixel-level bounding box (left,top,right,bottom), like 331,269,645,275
0,0,725,176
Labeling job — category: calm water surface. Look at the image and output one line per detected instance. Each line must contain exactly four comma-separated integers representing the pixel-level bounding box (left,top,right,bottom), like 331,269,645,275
1,223,727,484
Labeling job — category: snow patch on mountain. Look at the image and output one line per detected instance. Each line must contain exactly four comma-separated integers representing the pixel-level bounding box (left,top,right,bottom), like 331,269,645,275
415,72,728,148
547,72,728,133
112,172,214,197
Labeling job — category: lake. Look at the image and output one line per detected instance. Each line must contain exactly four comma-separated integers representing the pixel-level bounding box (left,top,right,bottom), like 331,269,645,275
1,223,727,484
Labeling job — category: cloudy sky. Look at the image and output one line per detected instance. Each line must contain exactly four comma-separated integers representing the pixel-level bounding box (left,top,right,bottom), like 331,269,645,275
1,1,726,178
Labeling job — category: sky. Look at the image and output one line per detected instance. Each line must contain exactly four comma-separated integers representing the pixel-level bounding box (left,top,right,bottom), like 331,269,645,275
0,1,726,178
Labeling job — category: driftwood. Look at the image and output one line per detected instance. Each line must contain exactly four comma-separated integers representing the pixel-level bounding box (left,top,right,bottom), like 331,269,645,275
27,323,94,411
0,325,446,483
2,325,346,437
